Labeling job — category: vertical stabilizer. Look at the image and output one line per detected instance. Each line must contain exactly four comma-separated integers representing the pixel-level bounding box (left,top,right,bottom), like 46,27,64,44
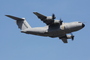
5,15,31,30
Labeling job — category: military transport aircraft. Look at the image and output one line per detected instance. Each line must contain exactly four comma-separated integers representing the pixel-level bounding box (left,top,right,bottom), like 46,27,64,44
5,12,85,43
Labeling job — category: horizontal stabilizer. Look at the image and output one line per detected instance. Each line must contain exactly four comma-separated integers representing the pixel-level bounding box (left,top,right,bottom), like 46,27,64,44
5,15,24,20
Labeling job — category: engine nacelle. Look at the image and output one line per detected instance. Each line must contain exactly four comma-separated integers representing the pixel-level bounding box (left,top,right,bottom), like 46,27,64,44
66,35,73,39
60,35,74,40
45,16,63,25
46,16,53,20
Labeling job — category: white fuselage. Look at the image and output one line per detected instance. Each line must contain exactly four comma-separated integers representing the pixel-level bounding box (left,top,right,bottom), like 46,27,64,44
5,13,85,43
21,22,84,37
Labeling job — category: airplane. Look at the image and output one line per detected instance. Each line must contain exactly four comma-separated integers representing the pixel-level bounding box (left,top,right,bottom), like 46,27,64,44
5,12,85,43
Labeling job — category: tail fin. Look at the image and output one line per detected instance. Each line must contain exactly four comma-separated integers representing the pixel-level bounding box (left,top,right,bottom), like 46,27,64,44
5,15,31,30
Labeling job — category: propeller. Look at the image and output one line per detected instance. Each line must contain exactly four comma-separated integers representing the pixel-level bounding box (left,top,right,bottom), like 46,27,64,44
52,14,63,25
71,33,74,40
52,14,56,19
60,18,63,25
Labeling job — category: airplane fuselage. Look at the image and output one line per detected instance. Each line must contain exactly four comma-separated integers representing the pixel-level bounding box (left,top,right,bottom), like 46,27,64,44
21,21,85,37
6,12,85,43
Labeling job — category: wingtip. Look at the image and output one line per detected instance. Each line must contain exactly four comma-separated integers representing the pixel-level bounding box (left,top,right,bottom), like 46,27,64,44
5,15,8,16
5,15,11,17
33,12,38,14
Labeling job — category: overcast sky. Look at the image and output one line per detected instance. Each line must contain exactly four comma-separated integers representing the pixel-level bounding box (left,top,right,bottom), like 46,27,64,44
0,0,90,60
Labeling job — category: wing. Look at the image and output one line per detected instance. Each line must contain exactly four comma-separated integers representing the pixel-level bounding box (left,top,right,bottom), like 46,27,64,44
33,12,47,20
61,38,68,43
33,12,54,25
59,35,68,43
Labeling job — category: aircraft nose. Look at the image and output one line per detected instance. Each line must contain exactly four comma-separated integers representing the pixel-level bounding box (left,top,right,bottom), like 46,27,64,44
82,23,85,28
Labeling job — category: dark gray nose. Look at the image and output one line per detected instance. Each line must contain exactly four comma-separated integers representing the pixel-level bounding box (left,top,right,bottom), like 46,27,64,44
82,23,85,28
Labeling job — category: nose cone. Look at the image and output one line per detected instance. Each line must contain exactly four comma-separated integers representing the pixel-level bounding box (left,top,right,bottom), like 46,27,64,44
82,23,85,28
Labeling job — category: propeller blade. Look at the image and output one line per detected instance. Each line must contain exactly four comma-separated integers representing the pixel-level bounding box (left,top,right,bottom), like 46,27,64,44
71,33,74,40
52,14,56,19
59,18,63,25
72,36,74,40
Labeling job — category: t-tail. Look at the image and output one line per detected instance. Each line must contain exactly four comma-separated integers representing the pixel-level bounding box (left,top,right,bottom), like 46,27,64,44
5,15,31,30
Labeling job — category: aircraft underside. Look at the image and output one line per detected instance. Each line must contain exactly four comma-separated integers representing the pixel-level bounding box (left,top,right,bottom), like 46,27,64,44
5,12,85,43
